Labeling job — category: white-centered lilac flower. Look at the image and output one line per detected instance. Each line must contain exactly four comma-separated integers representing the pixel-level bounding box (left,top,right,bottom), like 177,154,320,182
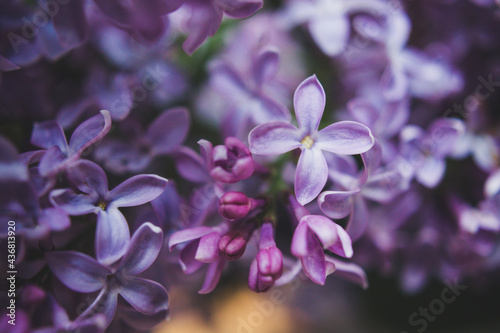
50,160,168,265
46,222,168,329
249,75,374,205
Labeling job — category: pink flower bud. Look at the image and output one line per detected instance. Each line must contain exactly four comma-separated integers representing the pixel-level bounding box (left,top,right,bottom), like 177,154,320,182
219,231,247,260
219,191,251,220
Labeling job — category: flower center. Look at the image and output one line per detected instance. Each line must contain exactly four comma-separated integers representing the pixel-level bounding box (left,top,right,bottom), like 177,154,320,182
98,201,107,210
301,135,314,149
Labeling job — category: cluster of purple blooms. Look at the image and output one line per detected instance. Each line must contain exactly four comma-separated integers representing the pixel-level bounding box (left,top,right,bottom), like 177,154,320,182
1,0,500,331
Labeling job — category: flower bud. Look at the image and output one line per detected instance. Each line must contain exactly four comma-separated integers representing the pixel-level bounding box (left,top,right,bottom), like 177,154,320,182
219,191,251,220
219,231,247,260
210,137,255,183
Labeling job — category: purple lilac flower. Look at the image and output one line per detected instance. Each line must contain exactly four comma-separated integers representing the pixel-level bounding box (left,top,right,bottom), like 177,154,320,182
249,74,374,205
46,222,168,328
50,159,168,265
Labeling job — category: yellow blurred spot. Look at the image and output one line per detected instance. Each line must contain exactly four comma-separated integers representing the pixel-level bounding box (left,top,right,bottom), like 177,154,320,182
301,135,314,149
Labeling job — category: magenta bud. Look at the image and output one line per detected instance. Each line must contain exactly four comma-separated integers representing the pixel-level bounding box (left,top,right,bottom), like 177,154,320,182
219,231,247,260
256,246,283,279
219,191,252,220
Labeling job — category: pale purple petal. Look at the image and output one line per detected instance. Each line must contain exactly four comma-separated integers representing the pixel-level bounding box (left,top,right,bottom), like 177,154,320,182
68,110,112,156
295,148,328,205
45,251,110,293
119,222,163,276
300,230,326,285
198,256,226,294
39,146,67,176
318,190,358,219
293,74,325,133
309,16,350,56
78,288,118,329
107,174,168,208
195,231,222,263
347,98,378,128
183,4,222,55
325,257,368,289
96,209,130,266
49,189,97,215
326,223,353,258
179,240,204,274
221,0,263,18
290,220,309,258
248,122,301,155
146,108,190,155
31,121,68,151
346,197,370,242
118,277,169,315
67,159,108,196
416,157,446,188
253,49,279,87
174,147,211,183
316,121,374,155
168,226,214,250
37,207,70,232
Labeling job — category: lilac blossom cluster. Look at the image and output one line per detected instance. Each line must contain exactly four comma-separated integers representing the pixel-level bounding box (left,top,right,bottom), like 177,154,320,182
1,0,500,331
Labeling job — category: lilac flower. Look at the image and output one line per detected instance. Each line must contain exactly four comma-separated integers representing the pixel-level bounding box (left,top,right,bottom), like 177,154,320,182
249,74,374,205
248,222,283,293
399,118,465,188
50,160,168,265
180,0,263,54
95,108,190,174
30,110,112,177
46,222,168,328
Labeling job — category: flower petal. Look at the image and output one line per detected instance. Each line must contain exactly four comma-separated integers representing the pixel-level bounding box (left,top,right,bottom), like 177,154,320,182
49,189,97,216
295,148,328,205
78,288,118,329
416,157,446,188
299,230,326,285
146,107,190,155
68,110,112,157
252,49,279,87
45,251,110,293
325,257,368,289
107,174,168,208
293,74,325,133
290,220,309,258
308,15,350,56
303,215,341,250
326,224,353,258
316,121,374,155
119,222,163,276
67,159,108,196
96,209,130,266
318,190,358,219
198,256,226,294
52,0,88,48
248,122,301,155
195,231,222,263
31,121,68,151
173,147,211,183
118,277,169,315
345,197,369,242
179,240,205,274
168,226,214,250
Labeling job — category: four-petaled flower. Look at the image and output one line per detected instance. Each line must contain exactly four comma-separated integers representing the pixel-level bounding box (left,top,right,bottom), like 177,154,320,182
249,74,374,205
